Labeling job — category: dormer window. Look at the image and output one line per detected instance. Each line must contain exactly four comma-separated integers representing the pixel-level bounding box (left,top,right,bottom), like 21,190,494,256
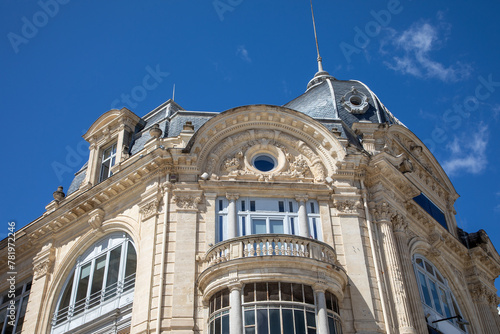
99,143,117,182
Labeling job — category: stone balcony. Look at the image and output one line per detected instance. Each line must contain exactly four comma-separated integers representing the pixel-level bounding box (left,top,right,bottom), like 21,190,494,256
197,234,347,300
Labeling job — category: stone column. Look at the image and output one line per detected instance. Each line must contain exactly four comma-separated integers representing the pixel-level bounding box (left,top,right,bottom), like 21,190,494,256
228,283,243,334
374,202,417,334
296,195,310,238
393,215,428,333
226,193,239,239
469,284,499,334
314,287,329,334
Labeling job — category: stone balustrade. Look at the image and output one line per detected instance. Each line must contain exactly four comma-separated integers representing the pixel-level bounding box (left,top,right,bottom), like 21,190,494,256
203,234,337,269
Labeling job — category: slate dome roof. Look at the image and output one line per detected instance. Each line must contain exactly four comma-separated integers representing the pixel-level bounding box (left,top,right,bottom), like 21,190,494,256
284,71,403,129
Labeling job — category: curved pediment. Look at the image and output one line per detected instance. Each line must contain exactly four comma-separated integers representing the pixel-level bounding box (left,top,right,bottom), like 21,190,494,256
185,105,346,183
83,107,141,142
387,125,458,203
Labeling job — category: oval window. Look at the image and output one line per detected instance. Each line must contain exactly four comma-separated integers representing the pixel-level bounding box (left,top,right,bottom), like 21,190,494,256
253,154,276,172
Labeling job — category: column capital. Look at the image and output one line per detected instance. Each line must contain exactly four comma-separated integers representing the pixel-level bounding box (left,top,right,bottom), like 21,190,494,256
227,280,243,292
312,283,329,293
226,193,240,201
295,195,309,203
372,201,396,223
392,214,408,234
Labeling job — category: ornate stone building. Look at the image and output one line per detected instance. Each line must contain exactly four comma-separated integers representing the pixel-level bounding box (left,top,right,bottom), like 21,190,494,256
1,63,499,334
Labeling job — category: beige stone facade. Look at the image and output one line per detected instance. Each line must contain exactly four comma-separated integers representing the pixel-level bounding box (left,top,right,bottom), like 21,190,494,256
1,72,499,334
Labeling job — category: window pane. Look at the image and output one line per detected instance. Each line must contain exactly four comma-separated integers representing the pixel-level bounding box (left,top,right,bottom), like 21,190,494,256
125,242,137,280
283,309,294,334
438,288,452,318
222,290,229,308
241,217,246,236
105,246,122,298
245,328,256,334
245,309,255,325
281,283,292,301
416,258,424,267
59,272,74,311
269,308,281,334
304,285,314,305
417,272,432,306
278,201,285,212
219,200,223,212
252,219,266,234
250,201,256,212
289,201,294,212
294,309,306,334
270,220,284,234
256,283,267,301
215,317,221,334
306,311,316,328
222,314,229,334
75,262,91,303
428,280,443,315
328,316,336,334
290,218,295,235
241,201,246,211
15,296,29,333
268,283,279,301
310,202,315,214
244,284,255,303
89,254,106,306
311,218,318,239
292,283,304,303
257,309,269,334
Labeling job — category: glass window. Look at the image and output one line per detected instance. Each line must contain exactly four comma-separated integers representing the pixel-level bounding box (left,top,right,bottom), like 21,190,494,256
240,282,342,334
413,255,466,331
99,143,117,182
53,233,136,332
413,194,448,230
216,197,322,242
208,289,230,334
0,280,31,334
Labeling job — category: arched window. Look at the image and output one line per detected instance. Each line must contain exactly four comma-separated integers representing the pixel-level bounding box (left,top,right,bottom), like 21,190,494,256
52,233,136,334
413,255,466,333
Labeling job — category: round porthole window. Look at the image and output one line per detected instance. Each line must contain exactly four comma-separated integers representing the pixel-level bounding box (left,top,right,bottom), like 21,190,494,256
350,96,362,106
252,154,277,172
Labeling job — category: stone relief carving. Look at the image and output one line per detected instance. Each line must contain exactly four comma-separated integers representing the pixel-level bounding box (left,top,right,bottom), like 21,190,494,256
173,194,202,210
332,200,361,214
203,130,328,182
140,199,159,220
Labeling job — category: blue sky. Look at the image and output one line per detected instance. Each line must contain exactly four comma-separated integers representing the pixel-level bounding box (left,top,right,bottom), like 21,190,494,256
1,1,499,292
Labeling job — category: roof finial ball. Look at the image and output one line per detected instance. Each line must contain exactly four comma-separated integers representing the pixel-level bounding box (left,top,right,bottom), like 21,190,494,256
149,123,163,139
53,186,66,202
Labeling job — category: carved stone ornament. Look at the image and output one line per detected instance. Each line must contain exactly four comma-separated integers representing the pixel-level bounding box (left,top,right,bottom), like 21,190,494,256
88,208,105,230
372,201,396,222
33,260,53,280
204,129,327,183
140,199,159,220
33,244,55,280
333,199,361,214
392,214,408,233
341,86,370,114
172,194,202,210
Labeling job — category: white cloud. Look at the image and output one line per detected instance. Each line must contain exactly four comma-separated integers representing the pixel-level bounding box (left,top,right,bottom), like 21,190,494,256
442,124,488,175
236,45,252,63
384,22,471,82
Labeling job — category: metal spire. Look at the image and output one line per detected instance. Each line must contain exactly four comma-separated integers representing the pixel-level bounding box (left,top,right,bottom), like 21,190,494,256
310,0,324,73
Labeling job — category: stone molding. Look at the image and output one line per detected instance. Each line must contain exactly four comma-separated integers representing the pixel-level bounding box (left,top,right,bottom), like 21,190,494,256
32,244,55,280
332,198,361,215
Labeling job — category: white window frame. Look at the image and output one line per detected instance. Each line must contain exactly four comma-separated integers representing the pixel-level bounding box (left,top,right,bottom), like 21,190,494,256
52,233,136,334
99,142,117,182
413,255,467,333
216,197,321,242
